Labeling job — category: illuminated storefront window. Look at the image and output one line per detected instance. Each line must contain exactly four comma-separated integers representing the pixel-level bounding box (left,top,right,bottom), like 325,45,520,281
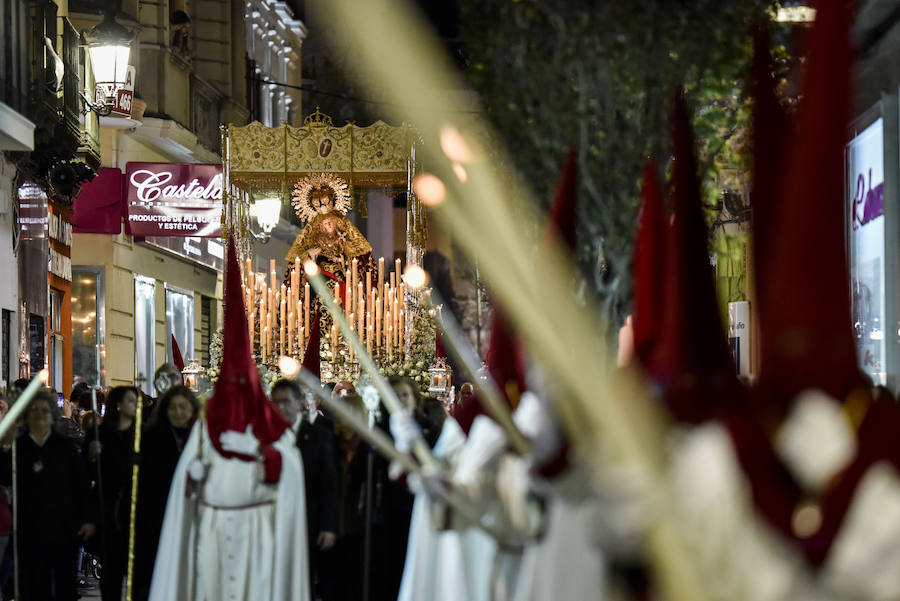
135,275,156,396
72,268,105,387
166,286,194,364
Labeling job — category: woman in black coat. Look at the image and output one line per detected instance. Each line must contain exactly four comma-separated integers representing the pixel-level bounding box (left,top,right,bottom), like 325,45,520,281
86,386,138,601
0,390,97,600
132,385,198,601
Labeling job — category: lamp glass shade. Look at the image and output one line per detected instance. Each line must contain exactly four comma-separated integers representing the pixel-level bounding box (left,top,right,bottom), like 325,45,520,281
253,197,282,233
89,44,130,85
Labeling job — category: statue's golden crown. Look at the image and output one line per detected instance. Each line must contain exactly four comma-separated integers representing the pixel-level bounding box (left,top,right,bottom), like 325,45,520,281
291,172,351,222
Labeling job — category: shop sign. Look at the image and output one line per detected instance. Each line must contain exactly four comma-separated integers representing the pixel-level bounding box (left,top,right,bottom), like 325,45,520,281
110,66,135,118
48,212,72,246
125,162,223,237
847,118,886,384
18,182,48,240
49,248,72,282
144,236,225,272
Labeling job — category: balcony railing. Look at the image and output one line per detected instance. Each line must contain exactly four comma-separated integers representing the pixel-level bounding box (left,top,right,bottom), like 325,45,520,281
0,0,30,114
191,73,225,154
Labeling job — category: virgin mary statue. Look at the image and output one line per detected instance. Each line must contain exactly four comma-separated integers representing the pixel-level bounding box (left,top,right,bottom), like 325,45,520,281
286,173,374,297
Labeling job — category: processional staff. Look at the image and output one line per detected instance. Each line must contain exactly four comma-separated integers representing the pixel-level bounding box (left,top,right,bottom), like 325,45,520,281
0,371,50,601
91,388,110,598
125,374,147,601
302,267,516,543
421,283,531,456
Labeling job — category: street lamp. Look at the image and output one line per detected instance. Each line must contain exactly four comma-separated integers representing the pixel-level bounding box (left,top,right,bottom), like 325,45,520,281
82,11,134,115
250,196,282,242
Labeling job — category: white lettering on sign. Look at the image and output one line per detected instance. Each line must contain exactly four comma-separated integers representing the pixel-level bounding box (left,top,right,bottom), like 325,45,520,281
129,170,223,204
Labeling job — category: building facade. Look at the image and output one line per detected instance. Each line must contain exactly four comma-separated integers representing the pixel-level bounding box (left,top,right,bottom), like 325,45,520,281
67,0,305,395
0,0,101,396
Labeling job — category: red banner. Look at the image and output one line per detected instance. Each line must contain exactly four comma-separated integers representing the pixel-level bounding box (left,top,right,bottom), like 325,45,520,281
124,162,223,237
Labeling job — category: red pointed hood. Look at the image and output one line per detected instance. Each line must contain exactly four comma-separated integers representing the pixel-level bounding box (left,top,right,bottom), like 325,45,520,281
756,0,862,410
650,93,742,423
483,307,527,408
171,334,186,374
632,160,666,368
455,306,527,436
749,22,788,281
205,238,289,460
434,329,447,359
302,310,322,379
545,148,578,251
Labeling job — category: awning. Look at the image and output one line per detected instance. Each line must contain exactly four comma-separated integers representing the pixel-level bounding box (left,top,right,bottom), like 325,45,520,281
72,167,124,234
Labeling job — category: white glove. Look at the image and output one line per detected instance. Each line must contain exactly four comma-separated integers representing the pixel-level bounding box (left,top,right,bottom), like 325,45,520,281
389,410,421,454
219,424,261,458
452,415,507,488
187,458,208,482
513,391,563,465
408,462,447,497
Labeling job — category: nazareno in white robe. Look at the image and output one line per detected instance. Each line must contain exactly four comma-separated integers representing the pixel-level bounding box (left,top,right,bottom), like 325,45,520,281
148,421,310,601
398,417,525,601
398,418,498,601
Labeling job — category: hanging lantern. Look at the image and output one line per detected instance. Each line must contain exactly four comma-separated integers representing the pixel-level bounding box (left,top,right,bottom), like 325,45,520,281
181,358,206,392
427,356,452,401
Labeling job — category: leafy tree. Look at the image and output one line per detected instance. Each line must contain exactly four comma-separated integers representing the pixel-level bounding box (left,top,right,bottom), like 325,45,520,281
459,0,771,331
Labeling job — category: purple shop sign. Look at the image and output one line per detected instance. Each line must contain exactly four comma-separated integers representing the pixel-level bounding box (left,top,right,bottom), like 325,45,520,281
851,167,884,229
124,162,223,237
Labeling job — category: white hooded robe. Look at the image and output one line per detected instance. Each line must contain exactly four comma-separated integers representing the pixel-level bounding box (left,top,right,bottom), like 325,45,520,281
148,421,310,601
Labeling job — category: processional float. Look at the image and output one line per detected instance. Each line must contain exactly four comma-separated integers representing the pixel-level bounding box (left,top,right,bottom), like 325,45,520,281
219,109,440,386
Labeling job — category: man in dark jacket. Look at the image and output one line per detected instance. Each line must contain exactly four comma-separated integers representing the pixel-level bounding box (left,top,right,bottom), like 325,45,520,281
271,379,339,601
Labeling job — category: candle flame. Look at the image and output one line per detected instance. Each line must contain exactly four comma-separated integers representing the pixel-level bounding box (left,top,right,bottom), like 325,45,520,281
278,355,301,378
403,265,428,290
38,369,49,385
304,260,319,277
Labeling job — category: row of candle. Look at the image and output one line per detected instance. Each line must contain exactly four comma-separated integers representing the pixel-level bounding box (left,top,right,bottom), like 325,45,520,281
240,255,409,365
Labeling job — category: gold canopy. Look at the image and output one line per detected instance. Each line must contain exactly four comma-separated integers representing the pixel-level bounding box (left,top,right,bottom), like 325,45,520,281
221,108,426,252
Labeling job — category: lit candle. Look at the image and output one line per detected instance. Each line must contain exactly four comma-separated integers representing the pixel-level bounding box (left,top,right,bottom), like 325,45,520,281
376,294,382,350
266,311,272,358
270,259,276,292
288,311,294,356
399,310,405,354
366,270,372,311
249,311,255,353
378,257,384,297
367,325,373,354
259,297,265,359
349,313,355,364
280,297,286,354
395,258,401,290
331,323,338,360
384,283,390,347
296,300,303,352
304,283,310,337
351,258,358,313
246,258,252,289
357,285,364,339
390,272,396,291
393,295,399,347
